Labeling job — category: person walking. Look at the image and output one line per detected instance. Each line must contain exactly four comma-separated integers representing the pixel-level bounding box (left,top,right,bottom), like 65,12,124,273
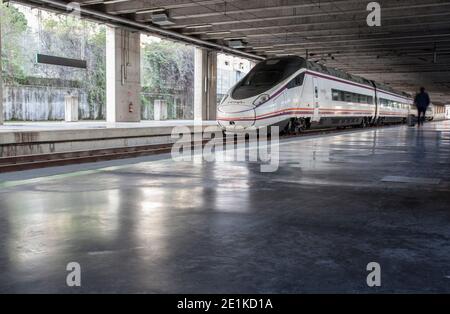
414,87,430,126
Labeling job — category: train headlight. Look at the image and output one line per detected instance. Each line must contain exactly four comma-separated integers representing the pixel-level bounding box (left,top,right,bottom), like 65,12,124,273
253,94,270,107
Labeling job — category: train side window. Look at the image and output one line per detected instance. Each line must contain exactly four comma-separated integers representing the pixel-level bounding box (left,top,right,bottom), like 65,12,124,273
332,89,373,104
332,90,339,101
286,79,295,89
332,89,344,101
286,72,305,89
295,73,305,86
344,92,352,102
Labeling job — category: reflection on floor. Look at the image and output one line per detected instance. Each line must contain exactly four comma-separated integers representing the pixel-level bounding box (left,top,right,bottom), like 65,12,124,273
0,121,449,293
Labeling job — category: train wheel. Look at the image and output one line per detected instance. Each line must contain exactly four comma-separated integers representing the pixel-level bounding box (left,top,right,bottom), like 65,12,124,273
288,119,296,134
295,118,308,134
281,119,294,135
283,118,307,135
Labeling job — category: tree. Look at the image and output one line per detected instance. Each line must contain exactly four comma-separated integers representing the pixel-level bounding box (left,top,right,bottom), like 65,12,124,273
141,39,194,119
39,13,106,119
1,3,28,82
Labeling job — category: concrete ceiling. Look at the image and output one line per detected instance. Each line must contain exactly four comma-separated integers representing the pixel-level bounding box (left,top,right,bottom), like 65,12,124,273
18,0,450,104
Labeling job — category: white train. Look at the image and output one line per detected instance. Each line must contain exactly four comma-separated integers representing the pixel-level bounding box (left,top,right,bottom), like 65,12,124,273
428,103,447,121
217,56,421,133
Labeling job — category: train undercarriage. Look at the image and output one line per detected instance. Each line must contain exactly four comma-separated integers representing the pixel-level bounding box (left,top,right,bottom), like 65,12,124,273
280,116,408,135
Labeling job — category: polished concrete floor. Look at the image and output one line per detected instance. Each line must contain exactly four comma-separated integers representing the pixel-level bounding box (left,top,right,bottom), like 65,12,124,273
0,121,450,293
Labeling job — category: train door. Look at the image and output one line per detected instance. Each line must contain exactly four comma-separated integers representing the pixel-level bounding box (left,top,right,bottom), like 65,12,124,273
312,77,320,122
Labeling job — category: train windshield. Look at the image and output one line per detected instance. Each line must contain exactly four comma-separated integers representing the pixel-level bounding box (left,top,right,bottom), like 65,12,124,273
231,56,305,100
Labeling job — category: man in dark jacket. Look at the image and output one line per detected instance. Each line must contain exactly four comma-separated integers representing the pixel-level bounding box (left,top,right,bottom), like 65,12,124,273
414,87,430,126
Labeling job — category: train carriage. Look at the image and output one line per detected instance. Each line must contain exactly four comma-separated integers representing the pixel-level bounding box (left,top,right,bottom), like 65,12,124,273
430,104,446,121
217,56,415,133
372,82,412,124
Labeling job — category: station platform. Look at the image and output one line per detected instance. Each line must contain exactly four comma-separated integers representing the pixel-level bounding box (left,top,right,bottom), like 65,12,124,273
0,121,449,293
0,120,218,157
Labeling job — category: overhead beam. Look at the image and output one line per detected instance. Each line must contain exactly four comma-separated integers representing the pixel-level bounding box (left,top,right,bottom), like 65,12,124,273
105,0,241,15
157,0,450,29
13,0,264,61
195,19,450,41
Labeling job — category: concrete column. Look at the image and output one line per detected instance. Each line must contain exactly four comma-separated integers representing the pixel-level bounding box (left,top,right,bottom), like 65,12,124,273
194,48,205,121
207,51,218,121
106,27,141,123
194,48,217,121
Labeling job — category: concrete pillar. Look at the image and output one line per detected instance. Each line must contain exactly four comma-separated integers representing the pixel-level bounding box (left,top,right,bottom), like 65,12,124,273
194,48,204,121
106,27,141,123
194,48,217,121
208,51,218,120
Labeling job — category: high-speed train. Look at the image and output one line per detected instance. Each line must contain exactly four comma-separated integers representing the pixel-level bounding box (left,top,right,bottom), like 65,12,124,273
217,56,417,133
427,103,447,121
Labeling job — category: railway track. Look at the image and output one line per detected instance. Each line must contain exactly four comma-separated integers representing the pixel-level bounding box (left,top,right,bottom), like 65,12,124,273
0,124,402,173
0,143,176,173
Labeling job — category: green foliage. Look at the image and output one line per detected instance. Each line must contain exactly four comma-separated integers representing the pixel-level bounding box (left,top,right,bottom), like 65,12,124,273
40,14,107,119
2,3,195,120
142,40,194,94
141,39,194,119
1,3,28,82
1,4,107,119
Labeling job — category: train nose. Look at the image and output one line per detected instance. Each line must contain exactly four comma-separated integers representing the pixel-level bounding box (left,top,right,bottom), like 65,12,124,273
217,104,256,131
